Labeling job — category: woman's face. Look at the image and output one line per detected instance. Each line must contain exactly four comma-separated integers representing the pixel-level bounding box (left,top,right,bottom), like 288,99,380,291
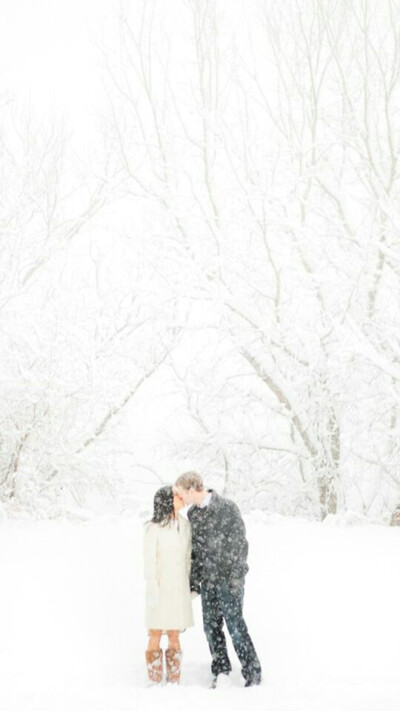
173,492,185,514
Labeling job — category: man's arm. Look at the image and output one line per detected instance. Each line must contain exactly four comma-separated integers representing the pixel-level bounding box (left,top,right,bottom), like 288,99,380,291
225,501,249,581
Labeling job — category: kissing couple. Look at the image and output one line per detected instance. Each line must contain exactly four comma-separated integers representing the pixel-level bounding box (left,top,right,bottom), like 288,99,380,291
143,471,262,688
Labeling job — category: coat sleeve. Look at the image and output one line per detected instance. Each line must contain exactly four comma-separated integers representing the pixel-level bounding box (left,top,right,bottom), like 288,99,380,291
143,523,158,584
226,502,249,581
185,523,192,579
187,508,201,594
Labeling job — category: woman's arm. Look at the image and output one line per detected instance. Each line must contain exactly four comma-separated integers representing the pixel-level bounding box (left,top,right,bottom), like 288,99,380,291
143,523,159,606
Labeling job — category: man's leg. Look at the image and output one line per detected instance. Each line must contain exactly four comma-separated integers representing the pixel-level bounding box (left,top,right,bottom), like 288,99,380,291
218,582,262,684
201,582,232,677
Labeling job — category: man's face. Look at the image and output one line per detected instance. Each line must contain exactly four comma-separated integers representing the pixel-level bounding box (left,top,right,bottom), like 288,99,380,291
174,485,194,506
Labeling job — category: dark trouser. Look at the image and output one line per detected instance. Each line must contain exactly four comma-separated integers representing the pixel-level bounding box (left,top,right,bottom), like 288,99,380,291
201,580,262,683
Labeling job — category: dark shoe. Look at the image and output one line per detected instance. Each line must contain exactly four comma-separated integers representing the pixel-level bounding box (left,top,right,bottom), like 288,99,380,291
244,676,261,687
210,672,232,689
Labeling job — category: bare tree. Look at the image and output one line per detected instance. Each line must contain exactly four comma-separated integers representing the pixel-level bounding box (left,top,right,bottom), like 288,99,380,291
101,0,400,520
0,98,182,515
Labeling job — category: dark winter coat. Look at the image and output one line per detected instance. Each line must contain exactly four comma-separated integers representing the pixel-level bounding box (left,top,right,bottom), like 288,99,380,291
187,490,249,592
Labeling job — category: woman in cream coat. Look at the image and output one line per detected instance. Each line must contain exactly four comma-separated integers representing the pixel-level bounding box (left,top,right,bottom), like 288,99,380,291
144,485,194,685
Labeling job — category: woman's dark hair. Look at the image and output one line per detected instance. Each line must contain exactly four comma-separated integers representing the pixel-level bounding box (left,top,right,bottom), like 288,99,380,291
150,485,174,526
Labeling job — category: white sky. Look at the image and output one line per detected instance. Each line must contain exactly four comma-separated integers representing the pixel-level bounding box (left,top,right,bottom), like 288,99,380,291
0,0,253,151
0,0,114,140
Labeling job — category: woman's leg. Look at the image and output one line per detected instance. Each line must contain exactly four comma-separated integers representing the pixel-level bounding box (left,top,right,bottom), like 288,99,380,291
147,629,162,651
166,630,181,651
145,630,163,684
165,631,182,683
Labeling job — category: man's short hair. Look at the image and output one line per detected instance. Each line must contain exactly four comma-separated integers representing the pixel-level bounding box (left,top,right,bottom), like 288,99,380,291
175,471,204,492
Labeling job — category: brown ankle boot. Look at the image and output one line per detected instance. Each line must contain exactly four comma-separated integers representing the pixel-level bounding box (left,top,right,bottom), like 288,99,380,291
165,648,182,684
145,649,163,684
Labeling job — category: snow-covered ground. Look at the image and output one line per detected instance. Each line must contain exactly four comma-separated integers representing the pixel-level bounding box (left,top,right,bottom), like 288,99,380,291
0,514,399,711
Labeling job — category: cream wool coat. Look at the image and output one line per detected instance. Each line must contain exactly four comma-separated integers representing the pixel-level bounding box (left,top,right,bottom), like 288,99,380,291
143,516,194,632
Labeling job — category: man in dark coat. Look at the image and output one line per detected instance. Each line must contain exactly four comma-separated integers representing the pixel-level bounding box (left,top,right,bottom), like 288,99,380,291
174,471,262,688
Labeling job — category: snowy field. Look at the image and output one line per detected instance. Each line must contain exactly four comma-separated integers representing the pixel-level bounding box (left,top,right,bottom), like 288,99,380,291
0,514,399,711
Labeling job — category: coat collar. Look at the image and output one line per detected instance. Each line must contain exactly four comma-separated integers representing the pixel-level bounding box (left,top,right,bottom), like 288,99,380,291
191,489,219,514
